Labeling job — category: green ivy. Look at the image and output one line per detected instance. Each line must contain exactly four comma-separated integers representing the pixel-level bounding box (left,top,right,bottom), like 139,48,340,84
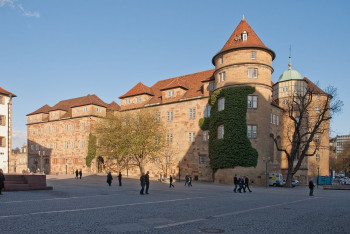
86,133,97,167
199,86,258,172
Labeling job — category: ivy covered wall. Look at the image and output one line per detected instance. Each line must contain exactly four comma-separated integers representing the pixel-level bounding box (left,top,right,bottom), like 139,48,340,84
86,133,97,167
199,86,258,172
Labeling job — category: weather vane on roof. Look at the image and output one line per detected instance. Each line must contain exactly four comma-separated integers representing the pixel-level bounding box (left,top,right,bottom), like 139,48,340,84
288,45,292,68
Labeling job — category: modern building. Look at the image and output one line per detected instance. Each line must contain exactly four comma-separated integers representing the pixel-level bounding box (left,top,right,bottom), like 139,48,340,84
0,86,16,173
27,18,330,184
9,144,28,174
334,134,350,156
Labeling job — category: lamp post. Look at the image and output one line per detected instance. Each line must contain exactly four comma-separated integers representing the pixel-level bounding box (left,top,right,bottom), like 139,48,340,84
263,157,269,189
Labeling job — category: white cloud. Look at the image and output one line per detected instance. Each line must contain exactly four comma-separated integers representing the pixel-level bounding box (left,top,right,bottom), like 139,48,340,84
1,0,40,18
17,4,39,18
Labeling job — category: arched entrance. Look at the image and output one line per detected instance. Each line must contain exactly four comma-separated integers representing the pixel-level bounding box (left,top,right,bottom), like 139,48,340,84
97,156,104,173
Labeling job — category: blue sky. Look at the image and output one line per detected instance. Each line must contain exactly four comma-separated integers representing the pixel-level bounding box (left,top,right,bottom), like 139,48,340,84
1,0,349,147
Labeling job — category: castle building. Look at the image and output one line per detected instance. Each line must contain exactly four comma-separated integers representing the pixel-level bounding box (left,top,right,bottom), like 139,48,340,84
9,144,28,174
27,18,330,184
0,86,16,173
26,95,120,174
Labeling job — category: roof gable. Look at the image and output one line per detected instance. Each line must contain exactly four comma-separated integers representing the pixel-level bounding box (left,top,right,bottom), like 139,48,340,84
27,104,51,116
119,82,154,99
0,86,16,97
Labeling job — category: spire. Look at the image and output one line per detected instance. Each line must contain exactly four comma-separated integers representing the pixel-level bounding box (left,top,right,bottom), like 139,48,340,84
288,45,292,69
242,15,245,20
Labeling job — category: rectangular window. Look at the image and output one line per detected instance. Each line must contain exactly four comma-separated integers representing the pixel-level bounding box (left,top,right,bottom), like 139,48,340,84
65,124,68,132
125,99,130,105
71,124,75,132
155,112,161,122
189,108,196,119
166,133,173,144
54,143,57,149
35,144,39,150
80,122,85,131
167,90,175,97
315,135,320,143
282,87,289,92
218,98,225,111
247,96,258,108
247,125,257,138
204,105,211,118
52,112,57,117
251,51,256,59
71,141,75,149
37,115,40,120
219,71,226,82
248,68,258,78
83,107,88,112
136,97,141,103
167,111,173,121
64,141,69,149
188,132,195,142
53,126,57,133
316,154,320,162
203,130,209,142
220,56,223,64
270,113,273,124
315,107,320,113
0,115,5,126
199,156,207,164
75,108,79,113
0,137,5,147
209,82,215,91
47,143,51,149
0,96,2,104
218,125,224,139
46,126,50,134
96,107,102,112
81,140,85,148
276,116,279,126
273,115,276,124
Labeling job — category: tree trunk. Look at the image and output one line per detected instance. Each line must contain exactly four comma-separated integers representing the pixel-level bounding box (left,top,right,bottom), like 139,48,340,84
285,158,294,188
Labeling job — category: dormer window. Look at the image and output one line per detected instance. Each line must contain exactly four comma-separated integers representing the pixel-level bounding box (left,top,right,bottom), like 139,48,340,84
136,97,141,103
75,108,79,113
125,99,130,105
242,31,247,41
167,90,175,97
209,82,215,91
52,112,56,117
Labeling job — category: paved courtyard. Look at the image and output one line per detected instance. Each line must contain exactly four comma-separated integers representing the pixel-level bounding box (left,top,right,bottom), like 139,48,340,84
0,174,349,234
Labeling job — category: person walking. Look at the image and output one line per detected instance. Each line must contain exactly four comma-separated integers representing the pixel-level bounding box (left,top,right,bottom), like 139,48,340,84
106,172,113,186
309,179,315,196
79,169,82,179
244,176,252,192
140,172,146,195
169,175,174,188
0,169,5,195
145,171,150,194
233,174,238,193
118,172,122,186
185,175,189,187
75,169,79,179
188,176,193,187
237,176,245,193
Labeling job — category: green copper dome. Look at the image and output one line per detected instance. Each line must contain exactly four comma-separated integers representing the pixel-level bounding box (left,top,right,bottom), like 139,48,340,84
277,63,303,83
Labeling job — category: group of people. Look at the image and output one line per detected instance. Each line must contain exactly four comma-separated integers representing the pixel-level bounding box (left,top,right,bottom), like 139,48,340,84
233,174,252,193
184,175,193,187
106,171,122,187
75,169,83,179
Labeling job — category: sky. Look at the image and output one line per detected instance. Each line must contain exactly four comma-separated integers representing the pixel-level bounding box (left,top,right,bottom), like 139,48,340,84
1,0,350,148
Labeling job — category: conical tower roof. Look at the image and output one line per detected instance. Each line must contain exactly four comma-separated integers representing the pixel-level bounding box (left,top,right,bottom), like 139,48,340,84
213,18,275,64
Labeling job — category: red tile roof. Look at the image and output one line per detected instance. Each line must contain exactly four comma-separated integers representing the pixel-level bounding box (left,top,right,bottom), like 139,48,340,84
108,101,121,111
304,77,326,94
119,82,154,99
120,69,214,110
213,19,275,62
27,94,109,116
0,86,16,97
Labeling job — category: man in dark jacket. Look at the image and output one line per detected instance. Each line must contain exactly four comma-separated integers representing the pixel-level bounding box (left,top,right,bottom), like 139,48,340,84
106,172,113,186
0,169,5,195
169,175,174,188
140,173,146,195
145,171,150,194
244,176,252,192
79,169,82,179
75,169,79,179
309,179,315,196
237,176,245,193
233,174,238,193
118,172,122,186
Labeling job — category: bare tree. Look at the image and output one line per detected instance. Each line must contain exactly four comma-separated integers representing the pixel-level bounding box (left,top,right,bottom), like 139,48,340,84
95,110,166,175
271,85,342,187
334,141,350,176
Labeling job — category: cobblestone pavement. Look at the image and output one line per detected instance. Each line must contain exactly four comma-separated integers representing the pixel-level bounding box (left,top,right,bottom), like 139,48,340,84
0,174,349,234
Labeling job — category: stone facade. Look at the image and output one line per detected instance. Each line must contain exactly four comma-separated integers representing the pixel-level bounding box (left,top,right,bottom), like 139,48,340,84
27,19,330,185
9,144,28,174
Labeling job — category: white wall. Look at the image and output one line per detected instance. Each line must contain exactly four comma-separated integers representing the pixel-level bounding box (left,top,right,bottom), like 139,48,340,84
0,95,10,173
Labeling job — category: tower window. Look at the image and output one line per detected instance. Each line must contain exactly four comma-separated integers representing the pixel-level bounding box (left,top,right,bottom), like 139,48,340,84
218,98,225,111
247,95,258,108
218,125,224,139
209,82,215,91
248,68,258,78
242,31,247,41
247,125,257,138
220,56,223,64
251,51,256,59
219,71,226,82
